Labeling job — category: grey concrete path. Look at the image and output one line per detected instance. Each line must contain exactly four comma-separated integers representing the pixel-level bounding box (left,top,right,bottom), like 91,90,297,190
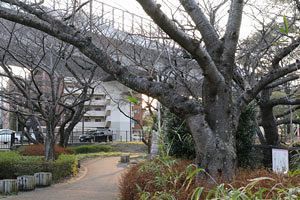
3,157,126,200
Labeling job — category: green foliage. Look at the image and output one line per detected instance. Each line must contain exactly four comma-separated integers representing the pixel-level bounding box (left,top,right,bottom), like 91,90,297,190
75,151,122,160
69,144,112,154
164,110,195,159
127,96,139,104
0,151,78,182
121,156,300,199
137,156,200,199
236,104,257,168
52,154,78,180
109,142,147,153
290,150,300,171
279,15,289,34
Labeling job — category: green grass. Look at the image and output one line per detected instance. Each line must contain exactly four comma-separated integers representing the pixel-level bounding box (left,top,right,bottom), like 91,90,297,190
69,144,113,154
109,142,147,153
75,151,123,160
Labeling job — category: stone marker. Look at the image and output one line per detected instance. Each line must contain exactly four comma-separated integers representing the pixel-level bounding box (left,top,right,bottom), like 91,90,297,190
0,179,18,195
272,148,289,174
34,172,52,187
17,175,36,191
120,155,130,163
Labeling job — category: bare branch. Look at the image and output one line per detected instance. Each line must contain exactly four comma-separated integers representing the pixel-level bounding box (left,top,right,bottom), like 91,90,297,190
222,0,244,67
275,105,300,119
277,118,300,125
179,0,222,55
136,0,224,85
266,74,299,89
269,98,300,107
271,37,300,67
240,62,300,107
0,4,203,116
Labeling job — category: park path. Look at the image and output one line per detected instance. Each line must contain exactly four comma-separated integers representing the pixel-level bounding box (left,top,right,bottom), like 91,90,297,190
4,157,127,200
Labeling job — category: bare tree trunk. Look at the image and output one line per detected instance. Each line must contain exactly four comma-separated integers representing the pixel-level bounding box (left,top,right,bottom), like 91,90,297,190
63,105,85,147
186,78,237,181
259,89,279,146
62,118,81,147
187,113,236,182
45,123,56,161
58,119,70,147
186,81,237,181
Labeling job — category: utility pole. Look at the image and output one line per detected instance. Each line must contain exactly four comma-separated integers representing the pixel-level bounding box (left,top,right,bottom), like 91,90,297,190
129,101,132,141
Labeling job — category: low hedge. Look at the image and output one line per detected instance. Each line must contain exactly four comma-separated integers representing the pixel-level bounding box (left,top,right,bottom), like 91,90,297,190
0,151,78,182
18,144,74,157
70,144,112,154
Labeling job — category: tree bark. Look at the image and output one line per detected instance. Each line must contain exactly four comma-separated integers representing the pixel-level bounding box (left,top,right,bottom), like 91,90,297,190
186,112,237,182
45,123,56,161
259,89,279,146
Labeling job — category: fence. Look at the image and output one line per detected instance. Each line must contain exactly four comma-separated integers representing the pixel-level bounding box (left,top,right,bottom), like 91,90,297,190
68,130,144,144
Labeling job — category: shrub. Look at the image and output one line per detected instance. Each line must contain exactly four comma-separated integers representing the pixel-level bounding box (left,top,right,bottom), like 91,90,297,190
18,144,73,157
236,104,257,168
0,151,78,182
120,156,193,200
164,109,195,159
291,150,300,171
119,156,300,199
70,144,112,154
50,154,78,180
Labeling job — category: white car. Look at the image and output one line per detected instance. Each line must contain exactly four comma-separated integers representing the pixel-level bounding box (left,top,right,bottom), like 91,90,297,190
0,129,17,144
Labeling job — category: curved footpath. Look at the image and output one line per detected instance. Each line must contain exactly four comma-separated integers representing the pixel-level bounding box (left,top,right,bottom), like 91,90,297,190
3,157,127,200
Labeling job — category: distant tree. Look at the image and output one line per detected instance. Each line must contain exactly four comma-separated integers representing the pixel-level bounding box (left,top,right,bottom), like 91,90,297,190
0,22,102,159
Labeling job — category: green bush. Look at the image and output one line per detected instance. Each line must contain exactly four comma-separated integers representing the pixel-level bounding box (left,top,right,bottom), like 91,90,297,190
0,151,78,182
70,144,112,154
236,104,257,168
164,109,195,159
120,156,300,199
51,154,78,180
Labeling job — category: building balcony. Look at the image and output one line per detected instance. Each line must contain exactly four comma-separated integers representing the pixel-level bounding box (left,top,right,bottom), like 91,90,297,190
82,121,111,128
85,111,106,116
84,110,111,117
84,99,108,106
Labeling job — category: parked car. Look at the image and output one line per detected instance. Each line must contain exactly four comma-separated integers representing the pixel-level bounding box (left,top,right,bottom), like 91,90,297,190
79,129,113,143
0,129,18,144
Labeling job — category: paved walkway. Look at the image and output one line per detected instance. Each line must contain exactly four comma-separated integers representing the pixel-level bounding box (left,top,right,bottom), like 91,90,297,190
3,157,126,200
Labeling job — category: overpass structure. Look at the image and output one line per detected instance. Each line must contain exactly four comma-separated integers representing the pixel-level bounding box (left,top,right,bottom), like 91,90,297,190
0,0,201,142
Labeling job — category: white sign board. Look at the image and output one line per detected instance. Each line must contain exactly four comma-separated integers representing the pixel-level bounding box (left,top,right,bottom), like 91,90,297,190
272,148,289,174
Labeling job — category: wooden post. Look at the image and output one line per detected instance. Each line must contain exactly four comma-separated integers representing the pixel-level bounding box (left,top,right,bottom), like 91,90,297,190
34,172,52,187
17,175,36,191
0,179,18,195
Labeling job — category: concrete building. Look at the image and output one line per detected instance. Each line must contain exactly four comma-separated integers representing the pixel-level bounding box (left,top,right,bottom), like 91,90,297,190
64,78,144,141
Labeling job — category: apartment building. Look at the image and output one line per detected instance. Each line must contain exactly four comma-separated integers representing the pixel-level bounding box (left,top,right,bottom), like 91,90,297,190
65,79,144,141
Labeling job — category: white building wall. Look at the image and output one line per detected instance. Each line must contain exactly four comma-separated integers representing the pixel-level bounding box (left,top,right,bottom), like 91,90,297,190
71,81,133,141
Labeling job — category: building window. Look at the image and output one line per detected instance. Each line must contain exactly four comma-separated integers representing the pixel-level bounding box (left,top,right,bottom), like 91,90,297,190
84,118,91,122
95,118,102,122
93,106,105,111
94,95,105,100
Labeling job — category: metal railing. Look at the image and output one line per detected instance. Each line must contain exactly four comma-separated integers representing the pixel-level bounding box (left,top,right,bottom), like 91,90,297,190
86,0,165,39
68,129,144,144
